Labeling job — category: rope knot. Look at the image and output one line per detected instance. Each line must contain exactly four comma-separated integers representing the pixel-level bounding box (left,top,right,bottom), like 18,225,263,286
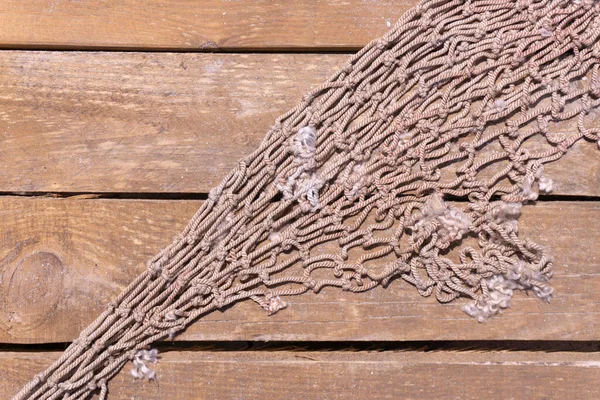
344,77,358,90
91,341,105,354
492,32,503,54
420,11,433,28
214,295,226,309
133,310,145,323
462,0,474,17
378,105,394,122
352,88,369,105
33,373,45,386
372,92,383,103
148,261,162,278
258,270,270,281
301,92,315,103
382,51,397,67
341,280,352,291
160,269,175,282
117,307,131,318
516,0,531,12
303,279,316,289
582,0,595,10
74,335,91,349
207,187,221,202
194,280,212,295
375,38,389,50
200,240,211,252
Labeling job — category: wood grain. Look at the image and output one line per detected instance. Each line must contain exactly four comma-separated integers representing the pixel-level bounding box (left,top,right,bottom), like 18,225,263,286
0,51,599,195
1,196,599,343
0,1,414,51
2,1,597,394
2,350,600,399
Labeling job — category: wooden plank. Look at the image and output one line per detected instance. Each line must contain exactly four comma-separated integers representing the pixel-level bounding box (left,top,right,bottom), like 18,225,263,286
0,197,198,343
0,51,598,195
2,350,600,399
1,196,600,343
0,52,339,194
0,1,413,51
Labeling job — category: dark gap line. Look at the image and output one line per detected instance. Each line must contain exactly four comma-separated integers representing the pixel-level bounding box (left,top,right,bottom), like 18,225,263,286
536,194,600,202
0,46,359,55
445,193,600,203
1,340,599,353
0,191,209,201
0,191,599,203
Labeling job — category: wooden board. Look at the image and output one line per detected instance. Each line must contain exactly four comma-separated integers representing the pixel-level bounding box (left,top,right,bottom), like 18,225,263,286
0,1,414,51
2,2,599,398
1,196,599,343
0,51,598,195
2,350,600,399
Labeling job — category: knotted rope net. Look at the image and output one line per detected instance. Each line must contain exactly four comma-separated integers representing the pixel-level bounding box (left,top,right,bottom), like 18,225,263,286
13,0,600,398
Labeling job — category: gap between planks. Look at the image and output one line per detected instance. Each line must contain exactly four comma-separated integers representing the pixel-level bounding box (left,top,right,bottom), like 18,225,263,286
2,340,600,354
3,191,600,202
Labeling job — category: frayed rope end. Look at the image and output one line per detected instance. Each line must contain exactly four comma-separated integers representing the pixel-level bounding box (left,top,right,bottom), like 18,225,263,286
131,349,159,381
462,262,553,322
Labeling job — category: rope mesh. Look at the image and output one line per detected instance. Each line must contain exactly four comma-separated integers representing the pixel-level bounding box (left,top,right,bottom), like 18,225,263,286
13,0,600,398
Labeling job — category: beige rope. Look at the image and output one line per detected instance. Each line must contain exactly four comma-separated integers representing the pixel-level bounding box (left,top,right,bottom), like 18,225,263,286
13,0,600,398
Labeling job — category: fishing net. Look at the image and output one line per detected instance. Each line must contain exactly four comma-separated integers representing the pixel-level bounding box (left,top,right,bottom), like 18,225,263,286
13,0,600,398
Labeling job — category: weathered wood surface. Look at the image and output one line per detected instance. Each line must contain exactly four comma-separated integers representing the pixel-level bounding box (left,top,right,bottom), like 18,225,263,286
2,1,599,397
0,51,598,195
0,1,414,51
2,350,600,399
1,196,599,343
